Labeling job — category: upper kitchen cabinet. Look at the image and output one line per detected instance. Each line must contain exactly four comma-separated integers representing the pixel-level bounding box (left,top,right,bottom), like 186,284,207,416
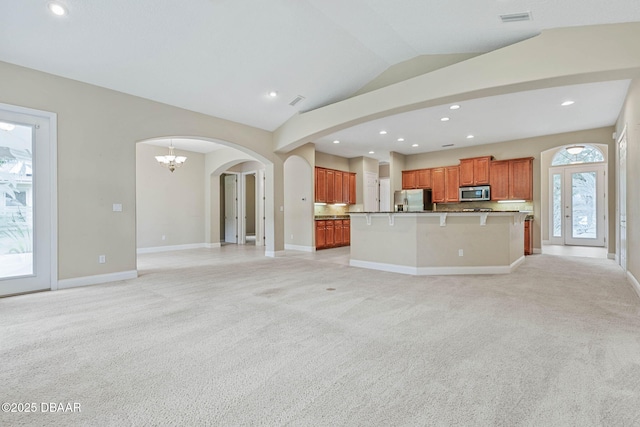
315,167,327,203
489,157,533,201
459,156,492,186
445,166,460,202
315,167,356,204
402,169,432,189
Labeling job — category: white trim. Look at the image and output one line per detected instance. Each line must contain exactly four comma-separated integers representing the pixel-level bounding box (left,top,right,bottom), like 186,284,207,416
533,248,542,254
628,271,640,299
137,243,207,254
284,244,314,252
265,250,286,258
349,256,525,276
607,253,616,260
206,242,221,249
58,270,138,289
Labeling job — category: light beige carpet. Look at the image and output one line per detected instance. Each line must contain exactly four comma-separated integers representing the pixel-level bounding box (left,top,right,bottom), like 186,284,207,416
1,247,639,426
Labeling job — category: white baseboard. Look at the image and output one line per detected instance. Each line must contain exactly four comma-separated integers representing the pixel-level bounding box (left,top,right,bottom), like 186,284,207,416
137,243,207,254
533,248,542,254
284,244,314,252
206,243,221,249
265,250,286,258
58,270,138,290
349,256,525,276
628,271,640,299
608,253,616,260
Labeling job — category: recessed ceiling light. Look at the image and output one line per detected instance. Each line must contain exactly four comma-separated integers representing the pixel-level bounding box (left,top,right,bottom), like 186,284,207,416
397,138,404,142
440,117,450,122
466,135,474,139
379,130,387,135
48,2,66,16
268,91,278,97
412,144,419,147
561,100,575,106
449,105,460,110
369,151,375,154
333,140,340,144
0,122,16,131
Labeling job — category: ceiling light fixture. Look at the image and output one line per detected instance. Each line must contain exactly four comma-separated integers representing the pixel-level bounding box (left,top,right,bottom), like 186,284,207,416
397,138,404,142
369,151,375,154
449,105,460,110
268,91,278,97
155,140,187,173
566,145,585,155
0,122,16,131
561,100,575,106
412,144,419,147
440,117,450,122
48,2,67,16
333,140,340,144
379,130,387,135
466,135,474,139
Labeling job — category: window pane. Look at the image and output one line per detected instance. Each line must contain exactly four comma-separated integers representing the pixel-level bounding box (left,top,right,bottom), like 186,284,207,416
571,172,597,239
0,122,33,278
552,174,562,237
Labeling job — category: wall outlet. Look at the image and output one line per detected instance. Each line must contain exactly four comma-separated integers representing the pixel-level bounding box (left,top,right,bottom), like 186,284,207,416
161,235,166,241
112,203,122,212
99,255,106,264
458,249,464,257
290,234,294,240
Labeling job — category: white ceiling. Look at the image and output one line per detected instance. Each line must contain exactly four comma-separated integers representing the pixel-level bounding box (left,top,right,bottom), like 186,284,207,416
2,1,639,157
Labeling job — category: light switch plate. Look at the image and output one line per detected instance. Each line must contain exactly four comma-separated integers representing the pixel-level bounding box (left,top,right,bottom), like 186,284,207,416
113,203,122,212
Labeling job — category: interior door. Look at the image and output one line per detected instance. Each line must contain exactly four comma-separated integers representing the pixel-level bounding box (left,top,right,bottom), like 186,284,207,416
364,171,378,212
0,108,52,296
379,178,390,211
224,174,237,244
563,165,605,246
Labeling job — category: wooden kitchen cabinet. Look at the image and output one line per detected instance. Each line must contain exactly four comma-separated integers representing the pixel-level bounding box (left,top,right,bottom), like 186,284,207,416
444,166,460,203
402,170,417,189
315,168,327,203
431,167,445,202
316,218,351,250
315,220,326,249
334,171,343,203
417,168,432,188
490,158,533,201
489,160,510,200
509,158,533,201
315,167,356,204
524,218,533,255
459,156,491,186
348,173,356,204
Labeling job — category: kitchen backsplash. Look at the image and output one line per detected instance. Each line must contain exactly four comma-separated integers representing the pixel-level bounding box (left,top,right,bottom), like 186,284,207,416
314,204,350,217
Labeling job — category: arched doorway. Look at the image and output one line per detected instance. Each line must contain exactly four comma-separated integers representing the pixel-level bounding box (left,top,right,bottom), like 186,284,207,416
547,144,607,248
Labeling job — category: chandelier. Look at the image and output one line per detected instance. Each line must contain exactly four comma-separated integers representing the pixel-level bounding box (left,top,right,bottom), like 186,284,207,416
155,141,187,172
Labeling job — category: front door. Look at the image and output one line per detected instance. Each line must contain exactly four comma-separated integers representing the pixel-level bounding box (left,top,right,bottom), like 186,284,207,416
0,106,53,296
550,164,605,247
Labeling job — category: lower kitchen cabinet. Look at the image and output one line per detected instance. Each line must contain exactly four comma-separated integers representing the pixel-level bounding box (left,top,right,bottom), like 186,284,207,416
524,218,533,255
316,219,351,250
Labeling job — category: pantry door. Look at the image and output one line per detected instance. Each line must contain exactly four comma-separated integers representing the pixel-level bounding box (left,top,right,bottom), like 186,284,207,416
0,105,56,296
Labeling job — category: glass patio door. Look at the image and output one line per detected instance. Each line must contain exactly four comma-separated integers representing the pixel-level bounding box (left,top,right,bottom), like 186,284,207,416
550,165,605,247
0,106,53,296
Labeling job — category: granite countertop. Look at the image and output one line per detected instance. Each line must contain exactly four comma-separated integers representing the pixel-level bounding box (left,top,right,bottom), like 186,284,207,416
314,215,350,220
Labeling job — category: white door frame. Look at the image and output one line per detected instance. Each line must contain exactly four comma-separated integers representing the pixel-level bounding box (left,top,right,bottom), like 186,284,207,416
238,170,258,245
616,126,627,270
0,102,57,294
223,173,238,244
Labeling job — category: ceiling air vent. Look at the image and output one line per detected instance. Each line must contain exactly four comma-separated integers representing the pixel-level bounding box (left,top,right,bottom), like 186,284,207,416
289,95,305,107
500,11,532,23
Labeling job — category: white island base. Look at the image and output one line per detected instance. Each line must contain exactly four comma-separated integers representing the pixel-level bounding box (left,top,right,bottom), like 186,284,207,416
349,212,528,276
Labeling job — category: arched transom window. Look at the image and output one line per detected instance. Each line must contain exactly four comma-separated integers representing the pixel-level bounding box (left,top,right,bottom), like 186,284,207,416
552,144,604,166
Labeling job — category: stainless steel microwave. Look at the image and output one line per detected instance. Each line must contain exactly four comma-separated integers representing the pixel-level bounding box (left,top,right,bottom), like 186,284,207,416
459,185,490,201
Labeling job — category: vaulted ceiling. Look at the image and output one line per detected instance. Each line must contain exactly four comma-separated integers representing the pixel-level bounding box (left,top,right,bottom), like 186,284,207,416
2,1,639,160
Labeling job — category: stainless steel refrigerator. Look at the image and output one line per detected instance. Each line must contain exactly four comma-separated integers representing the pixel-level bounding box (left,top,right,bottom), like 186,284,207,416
393,189,433,212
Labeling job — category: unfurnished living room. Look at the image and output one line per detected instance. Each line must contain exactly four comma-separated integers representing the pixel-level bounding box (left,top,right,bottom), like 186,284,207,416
1,1,640,426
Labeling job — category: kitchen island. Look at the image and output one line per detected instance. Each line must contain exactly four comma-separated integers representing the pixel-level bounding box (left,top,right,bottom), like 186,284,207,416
349,211,528,275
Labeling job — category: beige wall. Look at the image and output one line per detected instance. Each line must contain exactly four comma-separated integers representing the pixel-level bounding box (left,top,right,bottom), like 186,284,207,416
315,151,350,171
0,60,283,280
616,77,640,283
284,155,314,249
136,144,205,249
